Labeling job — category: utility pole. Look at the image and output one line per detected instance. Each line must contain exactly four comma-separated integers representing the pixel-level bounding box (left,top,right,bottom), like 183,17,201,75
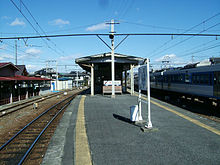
191,55,194,63
46,60,58,90
56,61,58,91
106,19,119,98
46,61,48,78
15,40,17,65
76,70,79,88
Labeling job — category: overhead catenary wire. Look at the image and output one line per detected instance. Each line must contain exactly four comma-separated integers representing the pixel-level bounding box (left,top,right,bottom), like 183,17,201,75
179,43,220,57
117,0,135,20
0,40,48,64
176,39,220,56
148,12,220,58
149,22,220,58
20,0,66,55
122,21,192,32
10,0,65,57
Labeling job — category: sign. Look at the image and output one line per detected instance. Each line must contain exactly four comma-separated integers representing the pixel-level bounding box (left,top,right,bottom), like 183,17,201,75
138,58,152,129
103,80,121,86
138,65,147,90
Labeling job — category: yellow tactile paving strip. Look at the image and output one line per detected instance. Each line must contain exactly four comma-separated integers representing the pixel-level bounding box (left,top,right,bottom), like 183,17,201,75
75,95,92,165
131,90,220,136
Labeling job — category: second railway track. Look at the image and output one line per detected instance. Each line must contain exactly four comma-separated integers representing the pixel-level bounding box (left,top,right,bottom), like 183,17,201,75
0,89,83,165
0,90,72,117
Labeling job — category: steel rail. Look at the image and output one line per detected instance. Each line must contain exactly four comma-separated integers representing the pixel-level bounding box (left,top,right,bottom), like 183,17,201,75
0,90,65,112
0,90,68,117
18,97,72,165
0,94,75,151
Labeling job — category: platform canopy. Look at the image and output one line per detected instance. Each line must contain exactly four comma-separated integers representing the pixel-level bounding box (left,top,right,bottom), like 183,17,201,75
75,52,144,72
75,52,144,95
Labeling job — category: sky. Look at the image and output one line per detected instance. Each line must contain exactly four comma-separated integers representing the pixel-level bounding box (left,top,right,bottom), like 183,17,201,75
0,0,220,73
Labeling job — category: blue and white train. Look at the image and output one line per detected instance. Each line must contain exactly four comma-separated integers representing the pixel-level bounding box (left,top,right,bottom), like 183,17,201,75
136,58,220,107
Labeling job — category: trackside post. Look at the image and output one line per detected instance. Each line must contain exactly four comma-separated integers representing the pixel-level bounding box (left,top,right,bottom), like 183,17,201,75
146,58,152,128
138,58,152,129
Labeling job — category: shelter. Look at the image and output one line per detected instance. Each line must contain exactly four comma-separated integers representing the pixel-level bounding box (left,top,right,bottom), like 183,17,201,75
75,52,144,95
0,62,50,105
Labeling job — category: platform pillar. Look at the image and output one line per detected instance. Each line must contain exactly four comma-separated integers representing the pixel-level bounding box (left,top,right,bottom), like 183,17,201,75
10,93,13,104
26,89,28,99
125,70,127,93
91,63,94,96
130,64,134,95
9,83,13,104
18,84,21,101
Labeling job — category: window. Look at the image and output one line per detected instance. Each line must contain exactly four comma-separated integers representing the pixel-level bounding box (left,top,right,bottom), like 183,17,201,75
192,73,211,85
185,74,189,83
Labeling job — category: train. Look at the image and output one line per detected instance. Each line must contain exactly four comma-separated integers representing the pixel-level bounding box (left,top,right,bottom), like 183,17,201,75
133,57,220,107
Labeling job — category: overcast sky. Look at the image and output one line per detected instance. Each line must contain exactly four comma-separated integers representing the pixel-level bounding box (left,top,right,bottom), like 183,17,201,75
1,0,220,73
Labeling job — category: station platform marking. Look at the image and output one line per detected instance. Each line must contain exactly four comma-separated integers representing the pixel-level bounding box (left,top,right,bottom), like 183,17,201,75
75,95,92,165
132,92,220,136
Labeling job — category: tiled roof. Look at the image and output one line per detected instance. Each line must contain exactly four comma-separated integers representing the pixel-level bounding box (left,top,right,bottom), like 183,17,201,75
0,75,51,81
0,62,19,71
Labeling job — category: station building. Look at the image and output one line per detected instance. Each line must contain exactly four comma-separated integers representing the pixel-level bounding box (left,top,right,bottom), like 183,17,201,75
0,62,50,105
75,52,144,95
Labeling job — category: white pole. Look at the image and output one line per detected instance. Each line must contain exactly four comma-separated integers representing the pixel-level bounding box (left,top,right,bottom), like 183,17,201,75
146,58,152,128
15,40,17,65
130,64,134,95
77,70,79,88
56,61,58,91
91,63,94,96
138,88,143,121
26,90,28,99
10,93,13,104
125,70,127,92
111,19,115,98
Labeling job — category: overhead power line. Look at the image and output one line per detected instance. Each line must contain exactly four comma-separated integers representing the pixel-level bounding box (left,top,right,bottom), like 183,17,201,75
148,12,220,58
20,0,66,55
1,32,220,40
10,0,65,56
149,22,220,58
180,43,220,57
177,39,218,55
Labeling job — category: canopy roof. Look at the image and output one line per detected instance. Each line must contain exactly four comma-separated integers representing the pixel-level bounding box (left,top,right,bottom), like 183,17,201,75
0,75,50,81
75,52,144,71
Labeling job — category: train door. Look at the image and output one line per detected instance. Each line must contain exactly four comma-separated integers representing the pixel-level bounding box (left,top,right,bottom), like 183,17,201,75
214,72,220,97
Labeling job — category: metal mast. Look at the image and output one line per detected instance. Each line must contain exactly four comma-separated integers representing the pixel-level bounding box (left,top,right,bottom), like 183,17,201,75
107,19,119,98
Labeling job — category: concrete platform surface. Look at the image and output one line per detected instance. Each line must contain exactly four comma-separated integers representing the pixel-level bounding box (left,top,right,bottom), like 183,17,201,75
42,93,220,165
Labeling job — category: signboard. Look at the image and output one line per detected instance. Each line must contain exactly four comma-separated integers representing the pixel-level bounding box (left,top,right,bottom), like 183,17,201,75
138,65,147,90
138,59,153,129
103,80,121,86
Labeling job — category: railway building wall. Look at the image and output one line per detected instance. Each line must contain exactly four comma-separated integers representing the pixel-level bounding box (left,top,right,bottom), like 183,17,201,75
0,62,50,106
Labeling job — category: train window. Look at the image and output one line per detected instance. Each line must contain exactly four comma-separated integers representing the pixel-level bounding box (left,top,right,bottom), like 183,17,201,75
200,75,205,84
185,74,189,83
196,75,200,84
150,76,155,82
204,74,210,85
192,73,211,85
164,76,167,83
200,74,210,85
192,75,196,84
179,74,184,83
192,74,199,84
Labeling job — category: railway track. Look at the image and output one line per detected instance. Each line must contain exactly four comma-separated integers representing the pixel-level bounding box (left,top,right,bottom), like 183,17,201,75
0,92,78,165
0,90,70,117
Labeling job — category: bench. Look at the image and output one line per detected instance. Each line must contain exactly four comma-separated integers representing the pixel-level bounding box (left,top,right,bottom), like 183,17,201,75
103,86,122,95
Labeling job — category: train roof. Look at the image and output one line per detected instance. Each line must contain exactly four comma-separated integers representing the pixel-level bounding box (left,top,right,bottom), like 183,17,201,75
152,58,220,75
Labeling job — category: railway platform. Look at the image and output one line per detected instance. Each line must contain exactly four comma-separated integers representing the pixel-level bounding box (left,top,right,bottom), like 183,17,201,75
42,90,220,165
